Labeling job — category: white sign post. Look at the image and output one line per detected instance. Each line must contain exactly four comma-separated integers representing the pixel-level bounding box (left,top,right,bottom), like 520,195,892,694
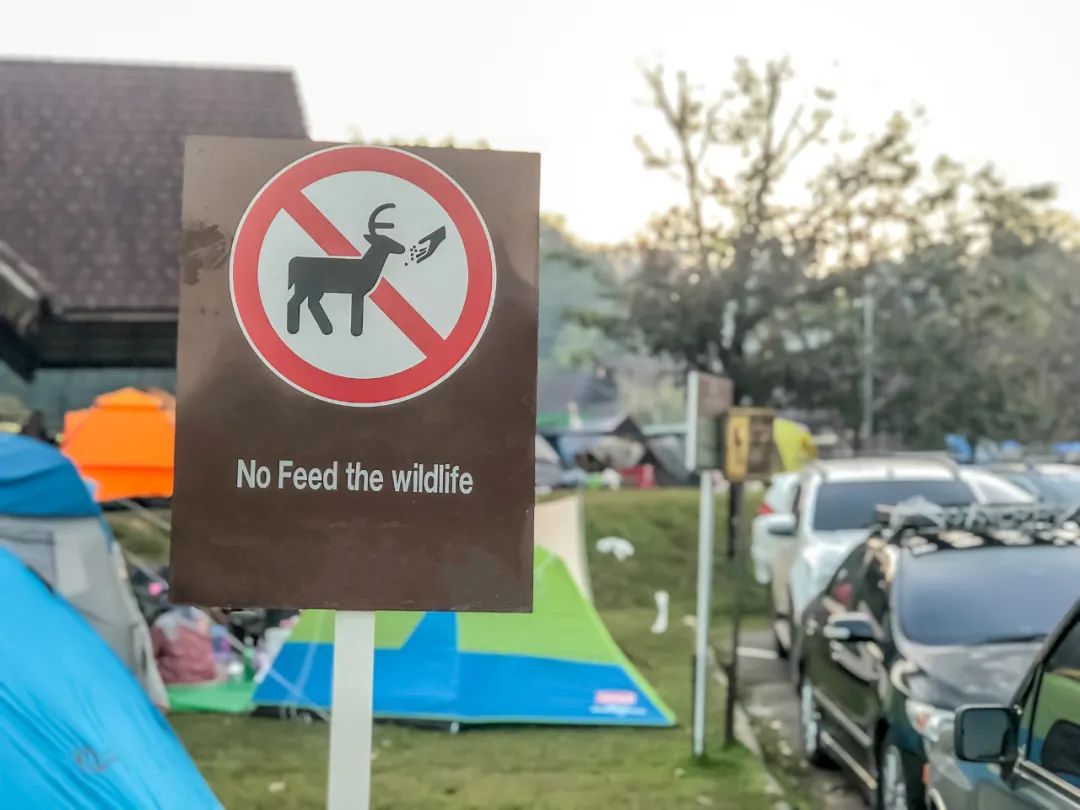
685,371,733,758
327,611,376,810
691,468,715,757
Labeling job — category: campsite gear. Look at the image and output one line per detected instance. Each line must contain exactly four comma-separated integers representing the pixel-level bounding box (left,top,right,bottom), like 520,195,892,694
0,433,167,707
150,606,217,685
772,417,817,471
651,591,670,635
596,536,635,562
253,547,675,726
243,638,256,681
61,387,175,502
0,548,220,809
166,679,256,716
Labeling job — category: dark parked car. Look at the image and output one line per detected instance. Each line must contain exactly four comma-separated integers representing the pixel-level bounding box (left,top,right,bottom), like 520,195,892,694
796,506,1080,809
928,596,1080,809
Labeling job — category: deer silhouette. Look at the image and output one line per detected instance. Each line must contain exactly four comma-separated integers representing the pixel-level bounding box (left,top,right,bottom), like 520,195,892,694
286,203,405,337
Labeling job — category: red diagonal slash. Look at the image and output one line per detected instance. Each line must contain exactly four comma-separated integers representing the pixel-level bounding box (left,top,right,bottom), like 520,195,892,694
282,192,445,358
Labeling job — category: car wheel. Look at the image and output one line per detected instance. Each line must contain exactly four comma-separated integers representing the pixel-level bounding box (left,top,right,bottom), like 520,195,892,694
877,734,923,810
798,673,830,767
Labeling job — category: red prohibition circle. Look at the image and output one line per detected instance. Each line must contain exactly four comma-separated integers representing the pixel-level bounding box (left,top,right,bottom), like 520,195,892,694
230,145,495,406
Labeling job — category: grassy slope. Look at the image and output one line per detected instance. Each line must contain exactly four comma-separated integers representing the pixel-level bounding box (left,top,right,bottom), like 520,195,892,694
167,489,774,809
583,488,768,616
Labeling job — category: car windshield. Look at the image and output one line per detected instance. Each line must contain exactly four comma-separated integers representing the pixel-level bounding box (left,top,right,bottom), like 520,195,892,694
899,546,1080,646
811,479,975,531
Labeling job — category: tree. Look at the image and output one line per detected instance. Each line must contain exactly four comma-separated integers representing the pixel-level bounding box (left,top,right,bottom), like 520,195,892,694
616,58,1077,446
623,58,921,403
538,216,621,370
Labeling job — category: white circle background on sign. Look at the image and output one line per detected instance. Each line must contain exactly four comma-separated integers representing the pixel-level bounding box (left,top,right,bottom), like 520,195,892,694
257,170,469,379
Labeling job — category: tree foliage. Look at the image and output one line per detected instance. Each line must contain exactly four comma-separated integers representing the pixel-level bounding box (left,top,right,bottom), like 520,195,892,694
614,58,1080,446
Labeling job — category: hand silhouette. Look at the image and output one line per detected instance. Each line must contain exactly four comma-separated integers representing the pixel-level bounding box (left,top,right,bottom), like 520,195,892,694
413,226,447,264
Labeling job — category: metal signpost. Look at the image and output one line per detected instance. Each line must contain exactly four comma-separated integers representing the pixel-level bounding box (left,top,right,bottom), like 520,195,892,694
720,406,774,747
684,371,733,758
172,139,540,808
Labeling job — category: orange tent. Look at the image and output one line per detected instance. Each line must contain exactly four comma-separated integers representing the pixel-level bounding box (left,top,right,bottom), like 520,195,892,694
62,388,175,502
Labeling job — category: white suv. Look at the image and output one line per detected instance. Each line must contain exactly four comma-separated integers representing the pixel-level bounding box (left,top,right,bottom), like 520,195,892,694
763,457,1034,656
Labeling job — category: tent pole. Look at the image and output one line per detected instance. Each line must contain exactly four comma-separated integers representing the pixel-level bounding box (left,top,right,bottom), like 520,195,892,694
116,498,172,532
327,610,375,810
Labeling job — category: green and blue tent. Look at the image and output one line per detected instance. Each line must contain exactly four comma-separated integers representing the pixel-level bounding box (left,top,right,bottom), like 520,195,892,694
253,547,675,727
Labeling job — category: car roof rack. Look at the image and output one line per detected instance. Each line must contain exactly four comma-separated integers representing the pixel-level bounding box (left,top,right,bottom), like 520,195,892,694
873,499,1076,535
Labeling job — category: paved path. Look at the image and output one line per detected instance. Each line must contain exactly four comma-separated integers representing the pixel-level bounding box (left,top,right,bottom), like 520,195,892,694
735,630,866,810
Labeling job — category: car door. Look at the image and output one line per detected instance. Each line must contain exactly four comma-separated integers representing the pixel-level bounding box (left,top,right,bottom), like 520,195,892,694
804,546,875,765
827,546,890,772
1008,614,1080,807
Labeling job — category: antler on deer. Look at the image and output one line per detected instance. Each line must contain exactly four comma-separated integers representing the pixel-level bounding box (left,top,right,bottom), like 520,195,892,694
368,203,396,234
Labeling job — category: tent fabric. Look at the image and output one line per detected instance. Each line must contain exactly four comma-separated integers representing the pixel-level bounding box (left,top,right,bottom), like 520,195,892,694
62,388,175,503
0,434,167,707
0,549,219,809
253,548,675,727
0,433,98,517
534,494,592,602
773,418,817,471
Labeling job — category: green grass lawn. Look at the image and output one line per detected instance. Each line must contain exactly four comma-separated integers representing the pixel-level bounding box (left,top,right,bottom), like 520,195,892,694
173,610,771,809
162,489,775,808
582,488,768,617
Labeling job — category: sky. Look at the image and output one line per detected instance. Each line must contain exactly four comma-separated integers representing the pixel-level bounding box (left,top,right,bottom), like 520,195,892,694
4,0,1079,244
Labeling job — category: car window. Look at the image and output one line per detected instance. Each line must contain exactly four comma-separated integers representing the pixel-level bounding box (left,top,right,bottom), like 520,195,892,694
1028,617,1080,789
811,479,975,531
859,547,891,623
960,470,1036,504
898,547,1080,647
1036,476,1080,505
825,545,866,610
1000,472,1044,498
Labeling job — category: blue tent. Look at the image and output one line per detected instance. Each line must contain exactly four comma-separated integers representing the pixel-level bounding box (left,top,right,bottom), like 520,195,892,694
254,548,675,727
0,434,167,705
0,548,220,809
0,433,98,517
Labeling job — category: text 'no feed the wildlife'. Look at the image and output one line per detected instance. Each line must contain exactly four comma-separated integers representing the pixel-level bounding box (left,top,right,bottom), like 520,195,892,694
230,145,496,407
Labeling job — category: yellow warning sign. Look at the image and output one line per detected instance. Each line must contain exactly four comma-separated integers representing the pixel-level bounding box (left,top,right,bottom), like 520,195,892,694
724,408,774,482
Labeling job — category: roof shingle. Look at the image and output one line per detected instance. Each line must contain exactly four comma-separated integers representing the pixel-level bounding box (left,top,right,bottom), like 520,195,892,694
0,58,307,312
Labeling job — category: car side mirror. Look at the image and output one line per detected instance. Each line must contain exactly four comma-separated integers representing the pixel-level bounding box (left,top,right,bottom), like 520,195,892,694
955,706,1017,764
769,514,797,537
823,612,877,643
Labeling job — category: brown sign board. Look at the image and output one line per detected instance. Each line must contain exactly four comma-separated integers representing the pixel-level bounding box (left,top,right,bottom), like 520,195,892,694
685,371,734,471
723,407,775,483
170,138,540,612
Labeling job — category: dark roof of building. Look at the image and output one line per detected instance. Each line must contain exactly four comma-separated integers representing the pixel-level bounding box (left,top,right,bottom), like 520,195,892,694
0,58,307,313
0,240,51,339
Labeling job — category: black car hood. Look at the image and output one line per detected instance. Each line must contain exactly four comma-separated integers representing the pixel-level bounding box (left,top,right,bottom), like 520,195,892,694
899,642,1042,707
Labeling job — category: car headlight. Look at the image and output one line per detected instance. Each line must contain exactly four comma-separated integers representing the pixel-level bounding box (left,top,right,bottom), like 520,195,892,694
905,699,955,743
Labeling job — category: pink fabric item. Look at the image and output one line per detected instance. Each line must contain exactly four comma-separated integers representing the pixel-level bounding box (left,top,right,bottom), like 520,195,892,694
151,607,218,685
